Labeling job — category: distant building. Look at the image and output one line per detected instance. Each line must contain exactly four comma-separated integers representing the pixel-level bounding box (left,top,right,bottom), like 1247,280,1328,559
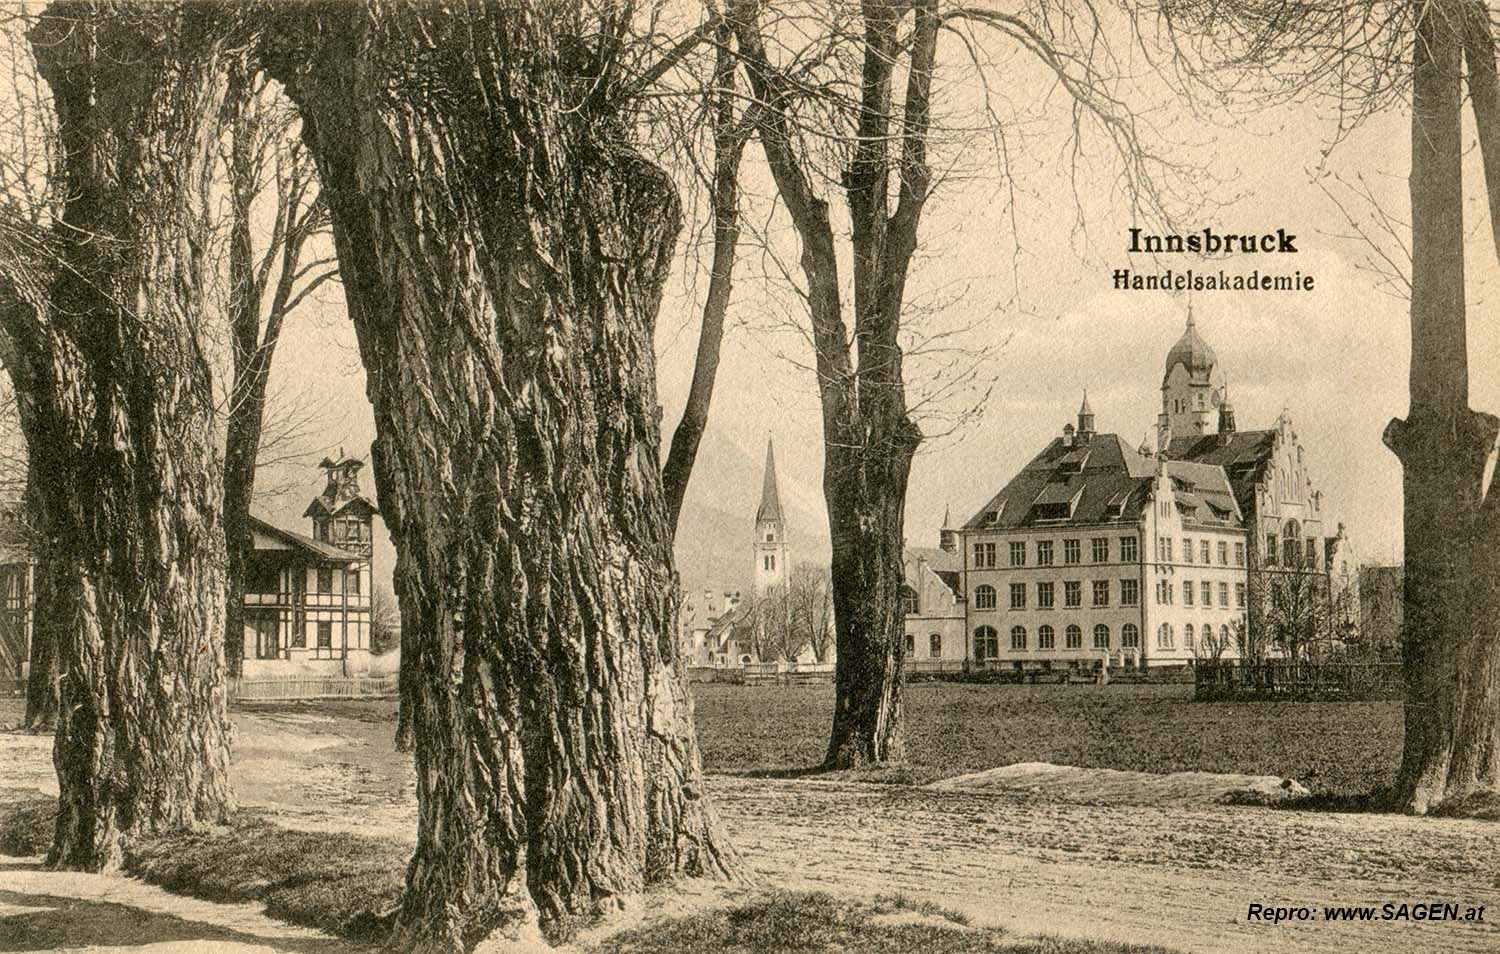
957,310,1347,669
0,505,34,684
901,508,967,664
238,456,379,676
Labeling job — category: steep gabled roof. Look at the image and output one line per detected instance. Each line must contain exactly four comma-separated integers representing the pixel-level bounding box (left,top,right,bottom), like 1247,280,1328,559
250,515,365,563
756,438,783,524
962,432,1244,532
1167,429,1276,514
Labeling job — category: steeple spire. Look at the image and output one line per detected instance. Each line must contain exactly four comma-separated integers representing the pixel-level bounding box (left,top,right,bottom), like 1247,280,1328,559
1076,389,1096,441
756,437,783,524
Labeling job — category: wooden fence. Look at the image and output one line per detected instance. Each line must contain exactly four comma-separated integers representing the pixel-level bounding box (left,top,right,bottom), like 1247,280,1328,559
228,673,398,703
1194,661,1401,702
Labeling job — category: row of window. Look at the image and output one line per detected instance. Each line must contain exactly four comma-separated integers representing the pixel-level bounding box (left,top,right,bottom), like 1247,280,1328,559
1153,536,1246,566
972,535,1139,569
1156,622,1233,651
1265,531,1321,569
903,632,945,658
972,578,1141,611
1153,579,1246,608
253,617,339,659
973,622,1140,657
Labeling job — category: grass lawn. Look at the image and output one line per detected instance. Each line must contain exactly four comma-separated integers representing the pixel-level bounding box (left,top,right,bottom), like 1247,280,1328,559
691,681,1401,796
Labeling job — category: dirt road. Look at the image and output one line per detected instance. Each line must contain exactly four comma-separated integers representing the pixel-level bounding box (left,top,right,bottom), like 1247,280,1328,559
4,708,1498,954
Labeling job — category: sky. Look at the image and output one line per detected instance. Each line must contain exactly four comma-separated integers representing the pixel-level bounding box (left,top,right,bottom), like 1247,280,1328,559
241,12,1500,581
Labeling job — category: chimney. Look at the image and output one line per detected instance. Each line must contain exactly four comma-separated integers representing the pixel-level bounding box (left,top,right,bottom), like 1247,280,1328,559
1063,423,1075,448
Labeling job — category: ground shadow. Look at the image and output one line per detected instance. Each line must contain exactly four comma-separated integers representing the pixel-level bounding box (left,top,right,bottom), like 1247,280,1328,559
0,880,363,954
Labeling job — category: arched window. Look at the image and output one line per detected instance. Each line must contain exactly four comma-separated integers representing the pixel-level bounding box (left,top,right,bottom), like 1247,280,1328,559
1093,624,1109,649
1158,623,1173,648
929,633,942,658
1065,624,1082,649
903,632,915,657
974,626,999,661
1283,519,1302,568
1220,624,1231,650
902,585,920,616
1203,621,1212,649
1122,623,1139,648
1010,625,1028,651
1184,624,1195,650
974,584,996,610
1038,625,1055,649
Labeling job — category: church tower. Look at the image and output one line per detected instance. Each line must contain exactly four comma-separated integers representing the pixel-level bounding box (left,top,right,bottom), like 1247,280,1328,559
753,438,789,595
1158,307,1221,440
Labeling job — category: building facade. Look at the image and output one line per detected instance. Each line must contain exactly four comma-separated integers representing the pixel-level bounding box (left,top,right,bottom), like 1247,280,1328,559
956,311,1346,669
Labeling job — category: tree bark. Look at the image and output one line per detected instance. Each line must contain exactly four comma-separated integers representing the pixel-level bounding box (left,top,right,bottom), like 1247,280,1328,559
1384,0,1500,814
21,469,57,732
2,1,236,870
261,5,736,948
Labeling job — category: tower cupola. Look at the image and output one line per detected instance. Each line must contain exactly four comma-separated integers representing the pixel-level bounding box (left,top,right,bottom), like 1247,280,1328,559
1159,307,1220,439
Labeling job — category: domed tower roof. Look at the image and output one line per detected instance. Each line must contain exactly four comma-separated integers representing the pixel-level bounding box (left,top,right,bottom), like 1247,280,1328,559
1163,307,1216,384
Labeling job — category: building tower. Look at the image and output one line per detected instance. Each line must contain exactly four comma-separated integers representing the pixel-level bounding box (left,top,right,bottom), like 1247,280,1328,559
1218,380,1237,435
1159,307,1220,439
753,437,789,595
1077,390,1096,443
304,454,378,557
938,504,957,553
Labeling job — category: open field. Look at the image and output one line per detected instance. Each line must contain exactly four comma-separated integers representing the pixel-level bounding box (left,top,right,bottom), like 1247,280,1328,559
691,682,1402,796
4,687,1498,954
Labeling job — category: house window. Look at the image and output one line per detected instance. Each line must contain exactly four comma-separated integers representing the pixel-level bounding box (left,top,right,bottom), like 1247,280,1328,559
1037,581,1054,609
1038,625,1055,649
1184,624,1196,650
904,633,915,658
1122,623,1140,648
1063,539,1081,565
1158,623,1174,648
1234,542,1245,565
1009,583,1027,609
1217,541,1229,565
1120,536,1138,562
974,626,999,661
1306,537,1319,569
1093,624,1110,649
929,633,942,658
247,560,279,596
1199,541,1209,564
253,615,280,659
317,567,333,594
1010,541,1027,566
1265,533,1278,566
1221,624,1232,649
1218,581,1229,606
1165,538,1174,562
765,532,774,542
1201,581,1212,606
1037,540,1054,566
974,585,996,610
1092,580,1109,607
1010,626,1028,651
1091,537,1109,563
902,585,920,616
974,542,996,568
1064,581,1081,607
1155,580,1168,605
1182,580,1194,606
316,620,333,649
290,619,306,649
1236,582,1247,607
765,554,776,571
1065,624,1082,649
1182,538,1193,563
1120,579,1139,606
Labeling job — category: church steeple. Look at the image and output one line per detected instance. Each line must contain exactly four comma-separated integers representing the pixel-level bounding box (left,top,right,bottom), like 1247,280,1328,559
752,437,789,595
1077,390,1096,442
939,503,957,553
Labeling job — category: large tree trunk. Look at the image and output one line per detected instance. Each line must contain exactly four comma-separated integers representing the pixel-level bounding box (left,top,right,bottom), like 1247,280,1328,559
262,5,736,949
21,469,57,731
4,2,235,870
1384,0,1500,814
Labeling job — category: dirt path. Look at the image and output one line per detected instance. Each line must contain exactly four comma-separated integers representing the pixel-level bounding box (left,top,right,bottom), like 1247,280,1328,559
5,709,1498,954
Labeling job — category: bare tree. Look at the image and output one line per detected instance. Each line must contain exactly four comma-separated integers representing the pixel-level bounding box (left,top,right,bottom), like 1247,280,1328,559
787,561,833,663
257,3,737,948
369,580,400,656
0,0,235,869
218,60,337,677
724,0,1203,767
